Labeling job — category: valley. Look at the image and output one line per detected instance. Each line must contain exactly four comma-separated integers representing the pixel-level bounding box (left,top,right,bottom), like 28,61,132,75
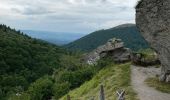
1,0,170,99
22,30,86,45
1,22,169,100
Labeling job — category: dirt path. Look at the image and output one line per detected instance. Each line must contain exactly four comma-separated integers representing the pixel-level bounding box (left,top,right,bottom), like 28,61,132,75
131,65,170,100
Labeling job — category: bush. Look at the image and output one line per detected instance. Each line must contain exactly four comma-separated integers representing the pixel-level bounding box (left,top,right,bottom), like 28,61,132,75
27,76,53,100
53,82,70,99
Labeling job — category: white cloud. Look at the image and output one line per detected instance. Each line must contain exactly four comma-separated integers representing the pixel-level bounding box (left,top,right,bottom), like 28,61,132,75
0,0,139,33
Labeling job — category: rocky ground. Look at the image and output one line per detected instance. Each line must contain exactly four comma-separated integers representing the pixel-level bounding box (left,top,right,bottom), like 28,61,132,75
131,65,170,100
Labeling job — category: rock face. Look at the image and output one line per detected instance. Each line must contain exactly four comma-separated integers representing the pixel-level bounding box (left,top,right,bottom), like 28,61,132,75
84,38,131,65
136,0,170,81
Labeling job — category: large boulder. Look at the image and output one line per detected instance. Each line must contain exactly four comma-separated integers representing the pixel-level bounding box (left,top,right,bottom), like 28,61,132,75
83,38,131,65
136,0,170,82
131,52,160,66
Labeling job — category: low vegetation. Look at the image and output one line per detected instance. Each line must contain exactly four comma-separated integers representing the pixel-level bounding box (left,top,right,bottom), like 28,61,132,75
138,48,157,61
60,63,138,100
132,48,160,66
145,78,170,93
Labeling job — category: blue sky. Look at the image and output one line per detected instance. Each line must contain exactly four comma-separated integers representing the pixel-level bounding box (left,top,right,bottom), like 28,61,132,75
0,0,139,33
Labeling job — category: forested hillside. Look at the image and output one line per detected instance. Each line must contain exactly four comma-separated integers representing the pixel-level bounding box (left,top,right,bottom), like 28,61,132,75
0,25,97,100
64,24,149,52
0,24,65,99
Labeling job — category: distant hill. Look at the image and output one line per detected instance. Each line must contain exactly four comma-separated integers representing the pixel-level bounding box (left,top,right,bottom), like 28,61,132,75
64,24,149,52
22,30,86,45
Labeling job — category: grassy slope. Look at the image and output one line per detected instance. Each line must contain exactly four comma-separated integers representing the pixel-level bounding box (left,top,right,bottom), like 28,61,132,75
60,63,138,100
138,49,157,61
145,78,170,93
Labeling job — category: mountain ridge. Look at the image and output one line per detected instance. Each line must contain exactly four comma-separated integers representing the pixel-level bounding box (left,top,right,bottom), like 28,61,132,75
64,24,149,52
22,30,86,45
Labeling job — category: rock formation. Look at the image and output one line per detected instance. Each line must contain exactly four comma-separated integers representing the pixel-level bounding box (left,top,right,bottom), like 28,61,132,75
136,0,170,82
131,52,160,66
83,38,131,65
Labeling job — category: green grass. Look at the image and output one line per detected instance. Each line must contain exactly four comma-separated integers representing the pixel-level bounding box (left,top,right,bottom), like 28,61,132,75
145,78,170,93
60,63,138,100
138,48,157,61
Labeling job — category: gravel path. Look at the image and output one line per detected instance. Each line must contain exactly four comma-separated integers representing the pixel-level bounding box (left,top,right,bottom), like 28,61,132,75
131,65,170,100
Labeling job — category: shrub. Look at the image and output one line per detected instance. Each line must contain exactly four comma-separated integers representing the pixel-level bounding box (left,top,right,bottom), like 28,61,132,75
27,76,53,100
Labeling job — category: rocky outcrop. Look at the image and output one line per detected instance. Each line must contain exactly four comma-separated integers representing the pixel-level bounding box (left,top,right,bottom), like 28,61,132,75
131,52,160,66
83,38,131,65
136,0,170,82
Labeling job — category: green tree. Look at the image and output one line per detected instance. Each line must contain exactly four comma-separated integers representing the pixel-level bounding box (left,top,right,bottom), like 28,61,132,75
52,82,70,99
27,76,53,100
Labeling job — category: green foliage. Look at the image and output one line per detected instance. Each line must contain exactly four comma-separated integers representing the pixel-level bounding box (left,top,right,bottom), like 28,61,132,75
145,78,170,93
52,82,70,99
0,24,138,100
7,76,53,100
27,76,53,100
8,93,31,100
138,48,157,61
65,24,149,52
0,24,65,99
59,55,82,71
51,55,113,99
132,48,160,66
60,63,138,100
0,24,98,100
138,48,155,55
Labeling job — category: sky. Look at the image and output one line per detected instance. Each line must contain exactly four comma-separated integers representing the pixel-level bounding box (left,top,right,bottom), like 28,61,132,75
0,0,139,33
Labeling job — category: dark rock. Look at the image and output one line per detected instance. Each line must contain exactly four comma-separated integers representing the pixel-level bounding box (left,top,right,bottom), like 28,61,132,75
131,53,160,66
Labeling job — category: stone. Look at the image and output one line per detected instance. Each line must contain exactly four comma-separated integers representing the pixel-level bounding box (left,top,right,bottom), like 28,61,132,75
166,75,170,83
131,52,160,66
83,38,131,65
159,73,166,82
136,0,170,81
